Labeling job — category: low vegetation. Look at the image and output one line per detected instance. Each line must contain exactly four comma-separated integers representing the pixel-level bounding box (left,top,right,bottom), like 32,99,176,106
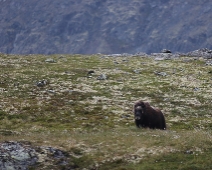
0,53,212,169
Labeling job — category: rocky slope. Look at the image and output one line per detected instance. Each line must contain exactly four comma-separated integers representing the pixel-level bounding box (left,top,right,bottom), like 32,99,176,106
0,0,212,54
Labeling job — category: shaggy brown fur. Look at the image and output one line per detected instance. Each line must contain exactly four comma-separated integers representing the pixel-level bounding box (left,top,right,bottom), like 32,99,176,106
133,100,166,130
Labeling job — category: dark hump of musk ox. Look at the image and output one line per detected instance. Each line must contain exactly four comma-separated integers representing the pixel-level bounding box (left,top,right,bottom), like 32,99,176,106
133,100,166,130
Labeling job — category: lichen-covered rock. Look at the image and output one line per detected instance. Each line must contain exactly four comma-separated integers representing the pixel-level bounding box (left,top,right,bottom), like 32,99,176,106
45,58,57,63
0,141,70,170
0,141,37,170
187,48,212,59
97,74,107,80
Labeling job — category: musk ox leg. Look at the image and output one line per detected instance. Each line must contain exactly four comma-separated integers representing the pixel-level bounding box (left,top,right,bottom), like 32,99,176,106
161,115,166,130
135,120,141,128
148,124,155,129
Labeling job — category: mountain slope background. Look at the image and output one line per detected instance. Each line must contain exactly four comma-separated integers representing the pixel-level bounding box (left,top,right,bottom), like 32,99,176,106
1,0,212,54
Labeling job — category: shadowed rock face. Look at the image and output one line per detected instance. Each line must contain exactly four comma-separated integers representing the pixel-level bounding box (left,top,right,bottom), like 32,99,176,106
0,141,70,170
0,141,38,169
0,0,212,54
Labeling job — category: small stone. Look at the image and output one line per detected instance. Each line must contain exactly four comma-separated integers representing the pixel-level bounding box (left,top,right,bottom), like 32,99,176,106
185,150,193,154
194,87,200,91
154,71,167,76
97,74,107,80
47,89,55,93
45,58,56,63
36,80,48,87
161,49,172,53
87,70,95,75
133,69,141,74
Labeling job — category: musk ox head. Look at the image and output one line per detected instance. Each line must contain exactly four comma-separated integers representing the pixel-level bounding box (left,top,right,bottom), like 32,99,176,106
134,102,146,120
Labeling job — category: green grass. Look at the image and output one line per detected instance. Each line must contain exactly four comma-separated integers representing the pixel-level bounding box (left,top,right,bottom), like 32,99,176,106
0,53,212,169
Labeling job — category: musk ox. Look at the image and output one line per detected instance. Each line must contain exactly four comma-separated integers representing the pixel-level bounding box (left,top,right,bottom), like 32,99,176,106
133,100,166,130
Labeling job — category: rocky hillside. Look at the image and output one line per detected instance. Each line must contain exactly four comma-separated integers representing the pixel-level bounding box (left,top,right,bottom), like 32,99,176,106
1,0,212,54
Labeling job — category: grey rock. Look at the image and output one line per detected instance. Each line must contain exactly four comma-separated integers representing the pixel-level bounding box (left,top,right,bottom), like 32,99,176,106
161,49,172,53
0,141,38,170
45,58,57,63
47,89,55,93
205,60,212,66
36,80,48,87
87,70,95,75
187,48,212,59
154,71,167,76
0,141,70,170
87,70,95,78
97,74,107,80
151,51,182,60
194,87,200,91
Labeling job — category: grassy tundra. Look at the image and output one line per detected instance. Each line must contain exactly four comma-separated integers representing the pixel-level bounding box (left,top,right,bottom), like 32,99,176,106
0,53,212,169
